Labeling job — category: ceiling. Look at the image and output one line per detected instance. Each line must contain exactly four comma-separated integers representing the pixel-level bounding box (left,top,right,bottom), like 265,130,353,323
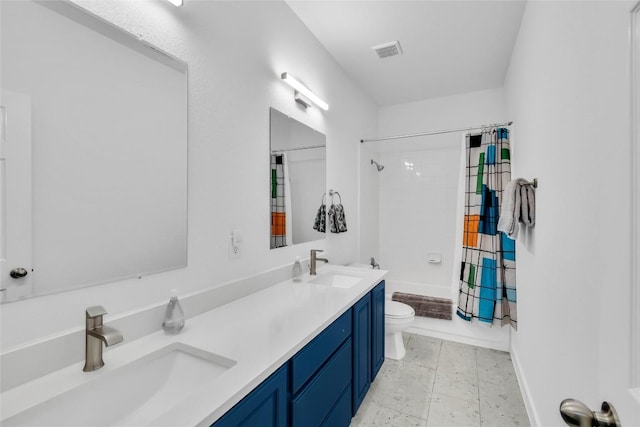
286,1,527,107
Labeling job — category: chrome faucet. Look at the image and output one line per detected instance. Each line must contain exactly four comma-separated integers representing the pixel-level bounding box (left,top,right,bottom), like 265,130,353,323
83,306,123,372
309,249,329,275
370,257,380,269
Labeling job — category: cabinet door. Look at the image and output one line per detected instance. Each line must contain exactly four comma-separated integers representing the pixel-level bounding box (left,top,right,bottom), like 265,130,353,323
212,364,288,427
321,383,352,427
352,293,371,415
371,280,385,381
292,339,352,426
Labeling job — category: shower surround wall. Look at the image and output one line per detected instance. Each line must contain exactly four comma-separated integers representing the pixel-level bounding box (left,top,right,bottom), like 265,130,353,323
365,87,512,350
377,137,460,298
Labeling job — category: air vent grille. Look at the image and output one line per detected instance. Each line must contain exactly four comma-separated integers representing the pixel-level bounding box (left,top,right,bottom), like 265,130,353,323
372,41,403,59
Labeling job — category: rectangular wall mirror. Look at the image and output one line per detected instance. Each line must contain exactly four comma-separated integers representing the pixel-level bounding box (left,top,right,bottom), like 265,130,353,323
0,0,188,303
269,108,326,249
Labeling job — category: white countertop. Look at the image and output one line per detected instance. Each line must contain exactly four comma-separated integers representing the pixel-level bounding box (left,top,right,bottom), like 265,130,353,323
1,264,387,426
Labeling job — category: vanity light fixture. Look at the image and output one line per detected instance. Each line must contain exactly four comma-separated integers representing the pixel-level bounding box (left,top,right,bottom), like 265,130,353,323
281,72,329,111
294,91,312,109
166,0,183,6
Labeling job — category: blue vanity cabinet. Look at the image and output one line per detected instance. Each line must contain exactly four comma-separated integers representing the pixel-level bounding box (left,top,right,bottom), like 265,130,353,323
371,280,385,381
352,293,371,415
211,281,385,427
291,309,353,427
291,339,353,427
320,382,352,427
352,280,385,415
290,310,352,394
212,364,289,427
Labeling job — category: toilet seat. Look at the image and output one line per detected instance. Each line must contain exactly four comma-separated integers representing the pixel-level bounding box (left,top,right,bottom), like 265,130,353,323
385,301,415,319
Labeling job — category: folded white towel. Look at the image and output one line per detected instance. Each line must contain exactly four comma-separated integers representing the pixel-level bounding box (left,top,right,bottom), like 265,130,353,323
498,178,535,239
498,179,521,238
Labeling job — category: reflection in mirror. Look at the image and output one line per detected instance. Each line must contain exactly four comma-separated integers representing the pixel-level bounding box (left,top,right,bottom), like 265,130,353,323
270,108,326,249
0,1,188,302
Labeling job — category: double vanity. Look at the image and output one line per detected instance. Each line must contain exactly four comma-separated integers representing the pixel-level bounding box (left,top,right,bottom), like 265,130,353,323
1,264,387,427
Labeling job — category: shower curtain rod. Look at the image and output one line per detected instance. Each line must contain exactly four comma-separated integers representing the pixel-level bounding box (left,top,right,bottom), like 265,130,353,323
271,143,326,153
360,121,513,143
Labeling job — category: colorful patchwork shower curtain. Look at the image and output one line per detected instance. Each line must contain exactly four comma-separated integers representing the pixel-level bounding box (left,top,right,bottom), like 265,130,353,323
271,153,287,248
457,128,517,329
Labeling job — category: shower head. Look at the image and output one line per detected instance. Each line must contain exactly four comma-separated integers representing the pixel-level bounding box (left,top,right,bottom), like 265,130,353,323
371,159,384,172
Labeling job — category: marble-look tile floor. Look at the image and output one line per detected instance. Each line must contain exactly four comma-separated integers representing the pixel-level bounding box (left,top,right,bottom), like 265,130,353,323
350,333,530,427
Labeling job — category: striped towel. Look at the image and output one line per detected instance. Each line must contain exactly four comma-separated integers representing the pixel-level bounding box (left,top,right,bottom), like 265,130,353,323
520,183,535,226
497,178,535,239
328,203,348,233
313,203,326,233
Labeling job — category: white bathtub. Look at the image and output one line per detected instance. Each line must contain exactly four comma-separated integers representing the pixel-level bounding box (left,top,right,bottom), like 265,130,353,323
348,265,453,300
383,277,511,352
349,263,510,351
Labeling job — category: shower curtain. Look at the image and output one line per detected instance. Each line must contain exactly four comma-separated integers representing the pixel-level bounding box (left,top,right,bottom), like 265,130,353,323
457,128,517,329
271,153,287,248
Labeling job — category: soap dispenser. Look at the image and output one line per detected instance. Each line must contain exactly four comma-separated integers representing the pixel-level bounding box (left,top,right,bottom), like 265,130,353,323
162,290,185,334
292,256,303,282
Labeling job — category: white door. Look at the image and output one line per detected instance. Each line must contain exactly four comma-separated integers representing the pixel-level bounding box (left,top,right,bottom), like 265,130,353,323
561,4,640,426
0,89,33,302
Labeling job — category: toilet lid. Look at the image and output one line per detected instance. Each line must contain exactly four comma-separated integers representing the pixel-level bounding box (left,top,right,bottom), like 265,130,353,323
386,301,415,319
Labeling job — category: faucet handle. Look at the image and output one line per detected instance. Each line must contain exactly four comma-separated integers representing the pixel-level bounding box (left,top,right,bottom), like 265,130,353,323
86,306,107,319
311,249,324,255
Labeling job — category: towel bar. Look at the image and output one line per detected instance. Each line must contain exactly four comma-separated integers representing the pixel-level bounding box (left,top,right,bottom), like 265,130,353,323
525,178,538,188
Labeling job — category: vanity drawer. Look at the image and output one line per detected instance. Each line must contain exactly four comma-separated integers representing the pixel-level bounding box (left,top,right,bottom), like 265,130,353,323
291,338,352,426
320,383,352,427
291,309,352,394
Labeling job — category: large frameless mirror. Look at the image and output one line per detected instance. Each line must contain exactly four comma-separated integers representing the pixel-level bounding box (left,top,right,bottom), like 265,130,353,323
0,0,188,302
269,108,326,249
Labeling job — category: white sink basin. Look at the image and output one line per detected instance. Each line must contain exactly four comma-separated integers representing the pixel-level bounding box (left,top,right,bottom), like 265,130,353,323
309,272,364,289
3,342,236,427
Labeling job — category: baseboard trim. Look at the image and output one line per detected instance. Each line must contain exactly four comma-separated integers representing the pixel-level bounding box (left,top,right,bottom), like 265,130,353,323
406,325,509,352
510,342,540,427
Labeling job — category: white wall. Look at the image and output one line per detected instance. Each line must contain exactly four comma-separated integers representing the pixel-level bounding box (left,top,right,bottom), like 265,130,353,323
359,88,511,350
0,0,377,351
358,144,380,266
377,88,507,137
504,1,637,425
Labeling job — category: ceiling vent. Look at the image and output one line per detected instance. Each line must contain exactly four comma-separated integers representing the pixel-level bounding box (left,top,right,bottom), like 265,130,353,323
371,41,403,59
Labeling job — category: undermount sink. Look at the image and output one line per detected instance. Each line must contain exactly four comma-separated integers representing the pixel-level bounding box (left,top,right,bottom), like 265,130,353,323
309,272,364,289
3,342,236,427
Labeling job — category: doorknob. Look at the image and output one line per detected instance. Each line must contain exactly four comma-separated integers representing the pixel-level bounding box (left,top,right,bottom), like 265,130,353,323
560,399,621,427
9,268,28,279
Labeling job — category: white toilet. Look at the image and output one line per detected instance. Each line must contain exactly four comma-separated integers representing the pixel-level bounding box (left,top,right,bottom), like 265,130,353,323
384,300,415,360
